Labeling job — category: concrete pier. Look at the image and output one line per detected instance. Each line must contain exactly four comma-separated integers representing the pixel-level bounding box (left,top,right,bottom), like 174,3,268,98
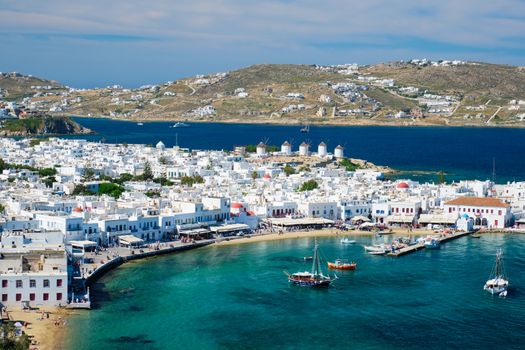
387,230,474,257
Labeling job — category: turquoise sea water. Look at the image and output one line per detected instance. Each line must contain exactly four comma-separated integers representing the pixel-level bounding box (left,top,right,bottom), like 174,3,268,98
66,234,525,349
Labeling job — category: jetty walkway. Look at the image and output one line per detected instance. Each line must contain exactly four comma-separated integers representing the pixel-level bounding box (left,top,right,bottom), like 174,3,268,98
387,230,474,257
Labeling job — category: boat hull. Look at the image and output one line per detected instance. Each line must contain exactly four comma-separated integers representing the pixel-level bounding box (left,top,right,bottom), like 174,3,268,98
288,278,331,287
327,262,356,270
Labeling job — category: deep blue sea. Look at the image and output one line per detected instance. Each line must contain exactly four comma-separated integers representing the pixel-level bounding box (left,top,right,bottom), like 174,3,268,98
65,234,525,350
70,118,525,183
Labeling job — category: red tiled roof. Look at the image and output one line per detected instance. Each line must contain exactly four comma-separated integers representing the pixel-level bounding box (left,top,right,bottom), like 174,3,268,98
444,197,507,208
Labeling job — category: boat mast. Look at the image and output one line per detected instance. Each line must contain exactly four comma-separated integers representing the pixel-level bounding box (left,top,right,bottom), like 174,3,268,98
311,239,320,276
495,249,504,278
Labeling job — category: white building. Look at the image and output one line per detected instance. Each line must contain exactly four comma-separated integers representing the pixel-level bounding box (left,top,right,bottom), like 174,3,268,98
443,197,512,228
0,233,68,308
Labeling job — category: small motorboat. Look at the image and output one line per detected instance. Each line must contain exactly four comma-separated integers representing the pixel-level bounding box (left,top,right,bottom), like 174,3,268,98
304,256,313,261
471,234,481,239
137,122,144,126
340,238,356,244
499,290,507,298
171,122,190,128
364,245,387,255
368,250,387,255
328,259,356,270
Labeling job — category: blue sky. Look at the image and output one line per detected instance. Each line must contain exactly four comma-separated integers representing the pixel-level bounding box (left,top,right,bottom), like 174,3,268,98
1,0,524,88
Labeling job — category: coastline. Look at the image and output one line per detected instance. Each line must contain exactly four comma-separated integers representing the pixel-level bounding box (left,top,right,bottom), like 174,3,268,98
67,114,525,129
213,228,432,247
7,307,72,350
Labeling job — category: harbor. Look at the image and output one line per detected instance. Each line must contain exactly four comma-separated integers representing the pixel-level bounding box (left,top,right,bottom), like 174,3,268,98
63,233,525,350
387,230,475,256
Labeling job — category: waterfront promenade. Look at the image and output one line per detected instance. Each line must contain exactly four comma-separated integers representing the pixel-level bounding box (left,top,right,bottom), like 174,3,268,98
80,239,215,286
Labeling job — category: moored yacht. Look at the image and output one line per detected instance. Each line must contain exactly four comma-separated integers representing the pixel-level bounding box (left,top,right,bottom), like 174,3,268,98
287,240,335,287
484,249,509,296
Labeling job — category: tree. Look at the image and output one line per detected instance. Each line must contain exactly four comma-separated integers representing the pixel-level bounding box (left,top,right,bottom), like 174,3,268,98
159,156,169,165
83,168,95,181
283,164,295,176
142,162,154,181
299,179,319,192
43,176,56,188
72,184,90,196
114,173,133,184
1,322,30,350
145,190,160,198
438,171,446,184
339,159,360,172
0,158,7,172
0,203,5,213
153,176,174,186
251,171,258,180
98,183,125,199
38,167,57,177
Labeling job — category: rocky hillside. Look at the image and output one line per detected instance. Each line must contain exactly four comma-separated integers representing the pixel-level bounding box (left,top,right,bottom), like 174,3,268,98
0,116,92,136
2,61,525,127
0,72,64,100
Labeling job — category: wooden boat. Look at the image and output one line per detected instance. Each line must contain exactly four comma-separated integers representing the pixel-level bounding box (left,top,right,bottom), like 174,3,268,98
287,240,335,287
327,259,356,270
471,234,481,239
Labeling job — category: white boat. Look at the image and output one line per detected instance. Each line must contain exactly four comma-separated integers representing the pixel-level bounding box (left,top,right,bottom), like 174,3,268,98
424,238,440,249
484,249,509,296
171,122,190,128
137,122,144,126
340,238,356,244
364,244,387,255
300,123,309,133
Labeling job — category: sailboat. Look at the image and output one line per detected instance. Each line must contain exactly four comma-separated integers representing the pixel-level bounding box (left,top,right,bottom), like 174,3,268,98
286,240,334,287
483,249,509,296
300,123,310,133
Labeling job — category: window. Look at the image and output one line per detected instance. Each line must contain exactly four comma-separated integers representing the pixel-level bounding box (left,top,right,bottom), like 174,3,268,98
16,293,22,301
1,294,7,302
43,279,50,288
1,280,7,288
30,279,36,288
43,293,49,301
57,279,63,287
30,293,35,301
498,210,502,215
16,280,22,288
56,293,62,301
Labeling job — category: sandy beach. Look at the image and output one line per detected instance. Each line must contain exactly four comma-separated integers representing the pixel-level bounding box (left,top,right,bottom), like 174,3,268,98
7,307,73,350
214,228,433,246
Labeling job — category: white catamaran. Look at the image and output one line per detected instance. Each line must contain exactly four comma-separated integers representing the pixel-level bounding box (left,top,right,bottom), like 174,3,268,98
484,249,509,296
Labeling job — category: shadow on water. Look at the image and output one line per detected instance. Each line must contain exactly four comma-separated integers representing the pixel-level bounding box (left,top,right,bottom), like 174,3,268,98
106,334,155,345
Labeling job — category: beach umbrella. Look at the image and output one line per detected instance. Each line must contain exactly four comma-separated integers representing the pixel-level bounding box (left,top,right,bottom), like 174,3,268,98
14,322,23,327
